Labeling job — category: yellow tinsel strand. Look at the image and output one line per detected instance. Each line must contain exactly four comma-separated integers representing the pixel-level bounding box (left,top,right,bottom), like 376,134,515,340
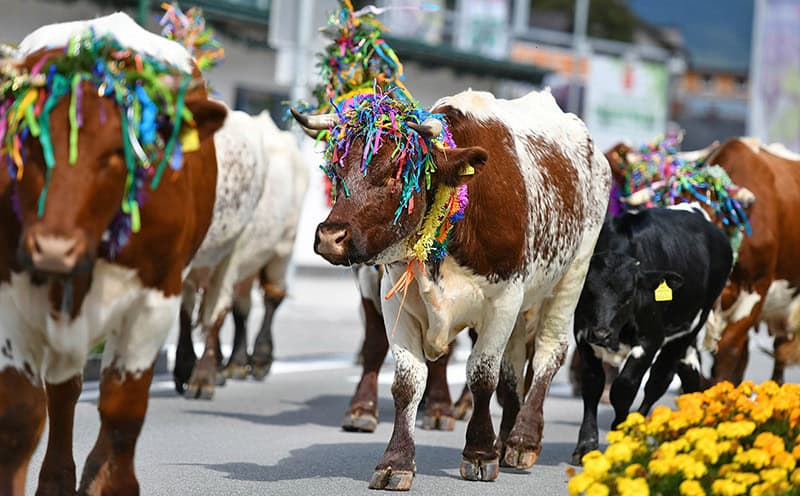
409,185,456,262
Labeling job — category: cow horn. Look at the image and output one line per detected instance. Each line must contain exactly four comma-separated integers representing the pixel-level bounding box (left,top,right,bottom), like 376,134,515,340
290,108,339,130
407,117,443,138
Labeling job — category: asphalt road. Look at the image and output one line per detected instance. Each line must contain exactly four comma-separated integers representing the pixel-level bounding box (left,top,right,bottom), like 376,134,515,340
24,268,800,495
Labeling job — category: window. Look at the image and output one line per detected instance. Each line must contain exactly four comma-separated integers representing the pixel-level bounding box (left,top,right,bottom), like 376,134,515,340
234,87,291,130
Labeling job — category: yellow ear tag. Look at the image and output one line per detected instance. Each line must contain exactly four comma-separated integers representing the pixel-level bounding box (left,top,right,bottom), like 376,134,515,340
461,163,475,176
180,126,200,153
654,280,673,302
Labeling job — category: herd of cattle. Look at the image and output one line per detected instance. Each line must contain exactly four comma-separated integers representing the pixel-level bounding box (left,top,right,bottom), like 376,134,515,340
1,13,799,495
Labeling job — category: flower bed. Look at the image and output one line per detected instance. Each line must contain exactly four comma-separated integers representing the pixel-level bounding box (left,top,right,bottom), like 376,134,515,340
568,381,800,496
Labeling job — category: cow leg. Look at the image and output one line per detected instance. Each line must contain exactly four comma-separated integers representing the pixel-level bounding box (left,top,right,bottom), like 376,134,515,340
78,366,154,496
568,349,582,397
493,318,527,466
343,296,387,433
571,340,605,465
249,277,283,381
505,252,591,471
453,328,477,421
771,335,790,385
637,335,698,416
184,312,226,400
223,277,255,380
36,375,82,496
0,369,46,496
609,344,659,429
172,291,197,395
421,343,455,431
712,281,769,384
368,329,426,490
460,298,521,483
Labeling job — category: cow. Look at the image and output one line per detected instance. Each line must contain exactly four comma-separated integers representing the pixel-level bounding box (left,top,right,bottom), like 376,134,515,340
706,139,800,384
293,88,610,490
173,110,309,399
343,265,476,433
571,207,733,464
0,13,227,495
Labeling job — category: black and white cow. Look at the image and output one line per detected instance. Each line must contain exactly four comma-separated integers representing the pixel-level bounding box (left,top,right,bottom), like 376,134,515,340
571,206,733,464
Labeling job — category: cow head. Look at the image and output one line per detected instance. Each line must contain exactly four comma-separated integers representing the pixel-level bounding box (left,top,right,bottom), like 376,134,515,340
577,250,684,350
3,45,226,279
292,103,487,266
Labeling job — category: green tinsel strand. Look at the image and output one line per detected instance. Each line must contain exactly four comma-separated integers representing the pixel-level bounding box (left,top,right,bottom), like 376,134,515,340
151,77,188,190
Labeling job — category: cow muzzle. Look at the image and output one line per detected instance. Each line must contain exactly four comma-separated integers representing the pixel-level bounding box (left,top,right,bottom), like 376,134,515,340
315,222,355,266
20,229,91,276
587,327,620,351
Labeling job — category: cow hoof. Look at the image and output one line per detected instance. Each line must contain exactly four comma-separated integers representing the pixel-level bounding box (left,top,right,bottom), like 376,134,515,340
459,457,500,482
250,362,272,381
421,413,456,431
342,413,378,433
184,382,215,400
222,363,249,380
184,364,217,400
503,445,538,470
368,468,414,491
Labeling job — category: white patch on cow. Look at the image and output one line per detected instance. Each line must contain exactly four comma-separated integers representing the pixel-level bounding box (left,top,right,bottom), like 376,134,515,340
631,345,645,359
729,290,762,324
1,261,179,384
762,142,800,161
759,279,800,336
17,12,193,74
356,265,382,314
590,343,632,367
681,347,701,371
704,307,724,352
668,202,712,222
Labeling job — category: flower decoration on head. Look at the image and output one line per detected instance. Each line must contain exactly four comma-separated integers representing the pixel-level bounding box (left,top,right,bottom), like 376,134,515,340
324,86,467,269
0,28,198,256
615,132,752,256
159,2,224,72
569,381,800,496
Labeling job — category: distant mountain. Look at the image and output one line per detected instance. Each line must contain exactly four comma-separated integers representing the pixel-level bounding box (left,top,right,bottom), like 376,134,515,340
627,0,753,73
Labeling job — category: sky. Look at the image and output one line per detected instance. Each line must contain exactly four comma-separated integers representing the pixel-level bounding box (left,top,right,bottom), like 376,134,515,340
627,0,754,72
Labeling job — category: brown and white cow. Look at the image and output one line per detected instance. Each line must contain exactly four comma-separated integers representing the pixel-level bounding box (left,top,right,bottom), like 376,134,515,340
294,88,610,490
705,138,800,384
0,14,226,495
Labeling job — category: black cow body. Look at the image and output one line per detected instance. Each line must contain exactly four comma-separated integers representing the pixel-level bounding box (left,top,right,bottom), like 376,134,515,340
571,207,733,464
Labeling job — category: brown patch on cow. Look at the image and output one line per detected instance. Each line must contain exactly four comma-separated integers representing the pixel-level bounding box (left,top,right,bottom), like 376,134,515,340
38,374,82,495
436,106,528,280
0,368,46,496
603,143,632,186
79,365,155,495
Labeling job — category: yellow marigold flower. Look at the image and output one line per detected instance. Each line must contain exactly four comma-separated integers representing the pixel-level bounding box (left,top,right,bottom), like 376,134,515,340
567,472,594,495
791,468,800,485
675,453,707,479
604,442,634,465
585,482,610,496
750,482,771,496
680,479,706,496
793,445,800,461
737,380,755,396
583,454,611,480
616,477,649,496
684,427,718,445
618,412,645,430
772,451,796,471
606,430,625,443
648,459,672,477
754,432,785,455
693,440,721,464
754,380,780,398
718,463,742,477
711,479,747,496
623,463,646,478
751,403,774,424
717,421,756,439
734,448,771,469
759,468,787,484
727,471,759,487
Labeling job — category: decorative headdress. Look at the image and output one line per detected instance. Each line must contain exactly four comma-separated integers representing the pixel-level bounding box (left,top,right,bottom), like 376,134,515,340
159,2,225,72
302,1,469,296
0,28,200,256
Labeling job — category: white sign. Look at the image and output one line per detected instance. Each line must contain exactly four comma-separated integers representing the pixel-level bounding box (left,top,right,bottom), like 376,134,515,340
584,54,669,151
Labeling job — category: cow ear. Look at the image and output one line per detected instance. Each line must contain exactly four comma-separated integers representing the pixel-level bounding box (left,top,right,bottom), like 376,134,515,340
434,146,488,187
639,270,684,291
185,97,228,141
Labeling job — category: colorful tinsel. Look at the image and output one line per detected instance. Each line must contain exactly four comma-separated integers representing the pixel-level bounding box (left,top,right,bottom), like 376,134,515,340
0,28,196,256
159,3,224,72
615,133,752,249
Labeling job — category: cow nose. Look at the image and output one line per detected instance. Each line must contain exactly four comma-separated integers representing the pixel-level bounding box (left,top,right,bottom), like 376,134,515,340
28,233,82,274
315,224,350,261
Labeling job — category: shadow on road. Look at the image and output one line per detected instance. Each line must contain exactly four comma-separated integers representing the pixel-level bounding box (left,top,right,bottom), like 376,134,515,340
183,394,397,428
